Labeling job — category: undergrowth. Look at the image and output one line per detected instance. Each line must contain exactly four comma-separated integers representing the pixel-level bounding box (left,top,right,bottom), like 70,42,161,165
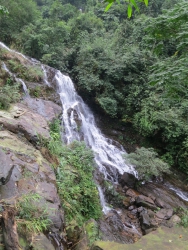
175,207,188,228
48,119,102,225
16,193,51,235
0,79,20,109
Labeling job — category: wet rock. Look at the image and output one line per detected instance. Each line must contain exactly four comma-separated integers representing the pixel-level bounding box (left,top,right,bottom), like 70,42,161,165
131,209,138,215
0,149,14,185
137,182,188,209
125,189,139,198
135,195,157,210
119,172,137,188
156,208,173,220
139,212,151,229
137,206,144,213
98,210,138,244
147,210,156,219
23,97,62,122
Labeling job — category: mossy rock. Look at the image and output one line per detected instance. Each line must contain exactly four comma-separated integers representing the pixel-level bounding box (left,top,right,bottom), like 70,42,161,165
75,219,100,250
91,226,188,250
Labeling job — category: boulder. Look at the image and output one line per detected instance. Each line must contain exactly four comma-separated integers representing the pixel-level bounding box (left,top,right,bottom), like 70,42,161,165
166,214,181,228
137,182,188,209
119,172,137,188
135,195,157,210
125,189,139,198
156,208,173,220
139,212,151,229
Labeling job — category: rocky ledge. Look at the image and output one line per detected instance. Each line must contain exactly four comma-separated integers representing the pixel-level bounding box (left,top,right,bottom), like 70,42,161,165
0,95,65,249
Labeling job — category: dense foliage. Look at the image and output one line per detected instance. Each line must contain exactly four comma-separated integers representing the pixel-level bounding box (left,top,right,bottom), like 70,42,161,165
48,119,101,225
125,147,170,181
0,0,187,176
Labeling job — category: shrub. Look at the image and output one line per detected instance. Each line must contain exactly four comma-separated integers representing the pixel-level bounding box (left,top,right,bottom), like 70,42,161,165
125,147,171,181
0,82,20,109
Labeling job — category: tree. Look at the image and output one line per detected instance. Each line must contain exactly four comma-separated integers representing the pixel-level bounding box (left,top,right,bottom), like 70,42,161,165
0,0,39,44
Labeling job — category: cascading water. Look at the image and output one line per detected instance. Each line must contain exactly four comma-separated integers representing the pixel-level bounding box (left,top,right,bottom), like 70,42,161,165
0,41,27,60
1,62,29,96
48,70,138,212
54,71,136,183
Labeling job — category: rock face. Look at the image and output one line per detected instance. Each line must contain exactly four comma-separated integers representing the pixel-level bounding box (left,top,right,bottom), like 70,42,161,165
0,103,50,143
0,91,63,249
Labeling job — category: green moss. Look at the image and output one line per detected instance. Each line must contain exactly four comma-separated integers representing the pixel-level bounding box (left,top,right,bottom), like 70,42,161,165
85,219,100,246
92,226,188,250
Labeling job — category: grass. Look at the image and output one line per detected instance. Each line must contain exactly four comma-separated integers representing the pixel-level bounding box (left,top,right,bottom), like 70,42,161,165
16,193,51,235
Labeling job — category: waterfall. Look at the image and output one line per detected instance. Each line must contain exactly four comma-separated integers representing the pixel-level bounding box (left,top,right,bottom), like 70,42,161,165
41,64,51,87
54,71,136,183
1,62,29,96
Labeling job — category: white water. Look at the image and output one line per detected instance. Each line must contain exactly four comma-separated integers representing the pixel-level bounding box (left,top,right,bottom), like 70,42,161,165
1,62,29,96
0,42,27,60
165,182,188,202
41,64,51,87
54,71,136,182
98,186,111,213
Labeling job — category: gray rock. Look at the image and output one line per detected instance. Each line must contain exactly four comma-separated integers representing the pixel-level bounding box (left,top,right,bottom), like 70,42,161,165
140,212,151,230
0,149,13,185
169,214,181,224
135,195,157,210
155,198,165,208
156,208,173,220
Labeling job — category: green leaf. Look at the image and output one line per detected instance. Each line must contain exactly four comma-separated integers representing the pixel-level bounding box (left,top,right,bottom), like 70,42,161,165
127,4,132,18
144,0,149,6
130,0,139,11
105,2,113,12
